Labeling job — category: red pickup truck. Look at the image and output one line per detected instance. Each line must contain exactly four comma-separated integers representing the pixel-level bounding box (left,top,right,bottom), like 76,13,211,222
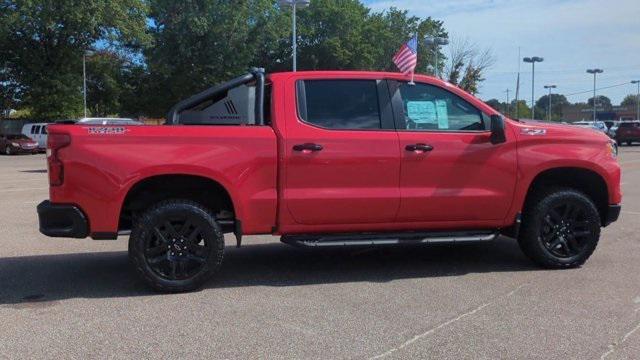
37,69,622,292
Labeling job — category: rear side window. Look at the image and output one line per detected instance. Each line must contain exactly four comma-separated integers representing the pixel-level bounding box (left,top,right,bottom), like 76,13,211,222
32,125,40,134
297,80,381,130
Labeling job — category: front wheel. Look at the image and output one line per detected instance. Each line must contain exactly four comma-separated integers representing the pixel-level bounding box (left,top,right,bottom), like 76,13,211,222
129,199,225,292
518,188,601,268
4,146,12,155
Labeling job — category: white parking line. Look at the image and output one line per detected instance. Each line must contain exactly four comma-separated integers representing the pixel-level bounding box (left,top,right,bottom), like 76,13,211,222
0,187,48,193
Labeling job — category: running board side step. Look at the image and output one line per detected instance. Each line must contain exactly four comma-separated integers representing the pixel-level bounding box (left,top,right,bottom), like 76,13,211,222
281,231,498,248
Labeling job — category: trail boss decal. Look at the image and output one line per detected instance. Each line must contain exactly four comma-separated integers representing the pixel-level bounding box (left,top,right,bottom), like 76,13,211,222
85,127,129,135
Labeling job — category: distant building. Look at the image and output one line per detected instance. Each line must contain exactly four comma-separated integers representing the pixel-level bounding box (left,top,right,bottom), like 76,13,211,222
561,105,637,122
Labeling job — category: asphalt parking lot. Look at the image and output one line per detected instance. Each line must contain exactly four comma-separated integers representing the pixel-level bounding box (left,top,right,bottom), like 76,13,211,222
1,151,639,359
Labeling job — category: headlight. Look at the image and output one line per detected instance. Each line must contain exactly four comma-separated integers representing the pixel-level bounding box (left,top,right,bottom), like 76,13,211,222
11,142,19,147
607,141,618,159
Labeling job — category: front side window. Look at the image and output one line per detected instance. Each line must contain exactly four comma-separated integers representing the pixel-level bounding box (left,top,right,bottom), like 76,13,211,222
397,83,486,131
298,80,381,130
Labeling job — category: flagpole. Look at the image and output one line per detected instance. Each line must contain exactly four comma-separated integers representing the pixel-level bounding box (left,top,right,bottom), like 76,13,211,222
409,33,417,85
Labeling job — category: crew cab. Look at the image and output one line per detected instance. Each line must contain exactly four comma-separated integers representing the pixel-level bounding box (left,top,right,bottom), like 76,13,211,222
37,69,622,292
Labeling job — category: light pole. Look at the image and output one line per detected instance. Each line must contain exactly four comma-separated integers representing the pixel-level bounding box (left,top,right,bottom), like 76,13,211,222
279,0,311,72
424,37,448,78
523,56,543,119
82,50,94,118
543,85,557,121
586,69,603,122
632,80,640,120
504,89,510,116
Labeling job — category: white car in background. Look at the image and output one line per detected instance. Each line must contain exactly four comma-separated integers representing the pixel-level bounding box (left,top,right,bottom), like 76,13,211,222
573,121,608,134
21,122,49,151
76,117,144,126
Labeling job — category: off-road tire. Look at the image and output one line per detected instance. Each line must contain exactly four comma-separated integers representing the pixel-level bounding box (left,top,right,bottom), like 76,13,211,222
129,199,224,292
518,188,601,269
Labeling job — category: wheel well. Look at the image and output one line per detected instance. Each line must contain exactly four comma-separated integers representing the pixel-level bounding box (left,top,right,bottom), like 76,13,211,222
119,175,235,231
524,168,609,225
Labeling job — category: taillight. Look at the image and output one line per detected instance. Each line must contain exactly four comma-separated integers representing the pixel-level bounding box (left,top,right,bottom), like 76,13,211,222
47,133,71,186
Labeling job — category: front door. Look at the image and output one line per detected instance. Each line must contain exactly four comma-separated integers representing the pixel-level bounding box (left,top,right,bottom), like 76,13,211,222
284,78,401,225
389,80,517,223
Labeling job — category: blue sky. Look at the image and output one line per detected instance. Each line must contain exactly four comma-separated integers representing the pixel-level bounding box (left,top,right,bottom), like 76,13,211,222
363,0,640,105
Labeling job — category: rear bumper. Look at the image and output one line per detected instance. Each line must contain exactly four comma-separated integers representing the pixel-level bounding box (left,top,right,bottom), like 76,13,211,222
604,204,621,227
37,200,89,238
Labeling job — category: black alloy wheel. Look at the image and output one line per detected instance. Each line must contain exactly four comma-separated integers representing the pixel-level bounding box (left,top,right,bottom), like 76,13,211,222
518,188,601,268
129,200,224,292
144,218,210,281
539,202,593,258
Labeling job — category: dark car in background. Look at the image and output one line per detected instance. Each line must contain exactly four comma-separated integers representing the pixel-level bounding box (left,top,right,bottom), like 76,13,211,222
614,121,640,146
0,134,40,155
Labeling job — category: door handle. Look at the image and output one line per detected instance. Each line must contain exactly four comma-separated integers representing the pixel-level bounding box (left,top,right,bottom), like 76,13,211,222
293,143,323,152
405,143,434,152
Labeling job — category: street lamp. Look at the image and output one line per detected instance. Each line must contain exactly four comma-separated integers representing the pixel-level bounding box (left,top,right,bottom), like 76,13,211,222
523,56,544,119
279,0,311,72
424,37,448,78
632,80,640,121
543,85,557,121
586,69,604,122
82,50,94,118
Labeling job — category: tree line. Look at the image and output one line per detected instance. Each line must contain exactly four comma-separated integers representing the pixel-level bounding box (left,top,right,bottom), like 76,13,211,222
1,0,497,121
485,93,640,121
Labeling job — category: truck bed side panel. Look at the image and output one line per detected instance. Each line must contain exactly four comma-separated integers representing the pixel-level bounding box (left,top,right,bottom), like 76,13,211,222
49,125,278,235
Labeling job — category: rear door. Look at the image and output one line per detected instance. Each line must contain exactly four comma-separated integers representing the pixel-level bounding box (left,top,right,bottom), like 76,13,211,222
389,80,517,223
283,77,401,225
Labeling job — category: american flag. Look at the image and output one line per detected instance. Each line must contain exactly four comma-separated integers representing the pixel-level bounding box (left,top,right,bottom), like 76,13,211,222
393,36,418,76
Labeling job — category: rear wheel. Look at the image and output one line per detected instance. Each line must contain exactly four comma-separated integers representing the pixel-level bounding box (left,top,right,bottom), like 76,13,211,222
129,199,224,292
518,188,601,268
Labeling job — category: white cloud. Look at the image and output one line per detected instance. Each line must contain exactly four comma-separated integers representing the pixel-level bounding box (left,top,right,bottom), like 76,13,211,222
364,0,640,104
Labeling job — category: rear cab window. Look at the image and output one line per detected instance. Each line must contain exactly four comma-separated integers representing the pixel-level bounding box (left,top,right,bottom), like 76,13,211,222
296,79,383,130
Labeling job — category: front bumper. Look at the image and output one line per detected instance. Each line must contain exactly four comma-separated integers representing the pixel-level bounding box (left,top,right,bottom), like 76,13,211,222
604,204,621,227
37,200,89,238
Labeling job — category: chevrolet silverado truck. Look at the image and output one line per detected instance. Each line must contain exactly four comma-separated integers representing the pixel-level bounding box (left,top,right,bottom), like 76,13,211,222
37,68,622,292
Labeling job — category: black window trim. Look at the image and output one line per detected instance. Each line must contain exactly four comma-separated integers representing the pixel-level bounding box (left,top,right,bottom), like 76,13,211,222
387,80,491,133
295,78,396,131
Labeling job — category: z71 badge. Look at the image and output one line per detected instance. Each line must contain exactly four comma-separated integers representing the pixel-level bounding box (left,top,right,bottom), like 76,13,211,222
86,127,129,135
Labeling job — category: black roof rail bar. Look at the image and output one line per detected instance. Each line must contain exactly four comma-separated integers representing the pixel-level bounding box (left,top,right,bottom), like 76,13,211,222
165,67,266,125
251,67,265,125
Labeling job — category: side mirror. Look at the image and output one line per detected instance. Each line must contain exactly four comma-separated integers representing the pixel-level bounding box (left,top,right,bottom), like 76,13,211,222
490,114,506,144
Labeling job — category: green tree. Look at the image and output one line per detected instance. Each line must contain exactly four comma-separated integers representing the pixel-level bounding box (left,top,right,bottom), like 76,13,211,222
85,50,140,117
143,0,288,117
444,37,494,95
535,93,569,121
621,94,639,107
0,0,149,119
511,100,531,119
141,0,449,117
587,95,612,111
